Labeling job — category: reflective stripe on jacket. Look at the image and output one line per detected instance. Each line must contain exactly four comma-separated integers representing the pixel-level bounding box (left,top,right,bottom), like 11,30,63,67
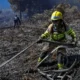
41,23,76,41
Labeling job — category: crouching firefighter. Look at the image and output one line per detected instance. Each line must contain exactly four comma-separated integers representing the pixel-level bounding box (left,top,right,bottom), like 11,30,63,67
37,11,77,69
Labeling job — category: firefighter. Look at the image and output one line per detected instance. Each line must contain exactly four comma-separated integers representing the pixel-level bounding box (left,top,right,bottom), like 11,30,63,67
37,11,76,69
14,15,21,28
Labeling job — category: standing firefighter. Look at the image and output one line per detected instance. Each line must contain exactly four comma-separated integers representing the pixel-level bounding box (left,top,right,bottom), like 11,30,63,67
14,15,21,28
37,11,76,69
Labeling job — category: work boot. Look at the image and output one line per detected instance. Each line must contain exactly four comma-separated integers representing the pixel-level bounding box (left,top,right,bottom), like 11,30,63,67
58,63,64,69
38,57,42,62
37,57,43,67
38,51,48,62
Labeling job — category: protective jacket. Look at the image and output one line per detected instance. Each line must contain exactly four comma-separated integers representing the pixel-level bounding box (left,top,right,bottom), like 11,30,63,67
41,23,76,41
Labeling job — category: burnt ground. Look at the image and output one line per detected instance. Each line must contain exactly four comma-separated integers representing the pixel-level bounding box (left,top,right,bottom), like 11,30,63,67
0,24,46,80
0,5,80,80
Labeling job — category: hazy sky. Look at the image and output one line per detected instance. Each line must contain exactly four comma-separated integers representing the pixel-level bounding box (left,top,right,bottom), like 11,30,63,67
0,0,10,9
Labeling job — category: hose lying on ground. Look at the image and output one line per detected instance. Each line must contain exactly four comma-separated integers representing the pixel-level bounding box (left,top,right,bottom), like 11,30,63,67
0,39,38,68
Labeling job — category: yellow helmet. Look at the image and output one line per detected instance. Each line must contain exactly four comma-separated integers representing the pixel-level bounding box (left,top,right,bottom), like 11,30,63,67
51,11,63,20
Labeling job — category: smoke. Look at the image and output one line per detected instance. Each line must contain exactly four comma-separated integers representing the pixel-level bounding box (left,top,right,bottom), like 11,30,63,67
49,0,80,7
8,0,80,16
